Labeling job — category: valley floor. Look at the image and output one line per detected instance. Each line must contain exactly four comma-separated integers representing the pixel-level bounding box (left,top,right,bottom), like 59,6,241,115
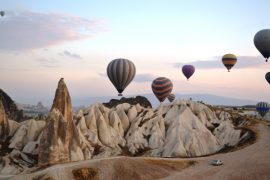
1,122,270,180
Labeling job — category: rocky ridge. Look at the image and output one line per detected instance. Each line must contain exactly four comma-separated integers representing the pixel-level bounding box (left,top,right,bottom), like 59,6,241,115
103,96,152,109
0,89,22,122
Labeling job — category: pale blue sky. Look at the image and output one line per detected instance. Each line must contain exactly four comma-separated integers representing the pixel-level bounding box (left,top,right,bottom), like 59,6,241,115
1,0,270,106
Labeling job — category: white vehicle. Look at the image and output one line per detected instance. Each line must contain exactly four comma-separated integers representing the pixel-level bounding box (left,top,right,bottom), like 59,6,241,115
211,160,223,166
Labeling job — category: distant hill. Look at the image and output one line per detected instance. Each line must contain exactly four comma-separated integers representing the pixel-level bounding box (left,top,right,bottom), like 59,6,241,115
172,93,257,107
72,93,257,108
17,101,49,117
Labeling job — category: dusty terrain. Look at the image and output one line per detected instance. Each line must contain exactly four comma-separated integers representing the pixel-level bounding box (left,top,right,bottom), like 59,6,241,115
0,157,195,180
1,121,269,180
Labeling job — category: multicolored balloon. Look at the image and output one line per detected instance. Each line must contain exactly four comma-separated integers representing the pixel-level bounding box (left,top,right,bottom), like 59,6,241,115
265,72,270,85
254,29,270,62
167,93,175,102
256,102,270,117
222,54,237,72
152,77,173,102
107,58,136,96
182,65,195,80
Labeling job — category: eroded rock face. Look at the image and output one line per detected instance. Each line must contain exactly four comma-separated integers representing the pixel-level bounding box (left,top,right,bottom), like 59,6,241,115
214,120,241,147
51,78,73,123
8,119,45,155
81,103,126,158
154,104,221,157
8,120,20,137
0,100,9,143
125,108,165,155
0,89,22,122
39,109,71,165
38,78,87,166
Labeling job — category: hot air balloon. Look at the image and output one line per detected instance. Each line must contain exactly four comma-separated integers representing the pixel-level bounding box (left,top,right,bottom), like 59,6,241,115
107,58,136,96
182,65,195,80
265,72,270,85
0,11,4,17
254,29,270,62
256,102,270,118
167,93,175,102
222,54,237,72
152,77,173,102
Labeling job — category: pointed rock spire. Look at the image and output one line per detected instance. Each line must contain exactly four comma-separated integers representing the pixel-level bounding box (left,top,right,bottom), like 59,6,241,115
39,78,82,166
51,78,73,122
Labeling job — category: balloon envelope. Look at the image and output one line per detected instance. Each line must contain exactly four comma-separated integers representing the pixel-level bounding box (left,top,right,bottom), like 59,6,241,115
167,93,175,102
182,65,195,80
256,102,270,117
0,11,4,17
265,72,270,85
152,77,173,102
222,54,237,72
107,58,136,96
254,29,270,62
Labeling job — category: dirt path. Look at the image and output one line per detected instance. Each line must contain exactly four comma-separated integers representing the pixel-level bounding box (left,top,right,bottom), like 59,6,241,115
165,123,270,180
2,157,194,180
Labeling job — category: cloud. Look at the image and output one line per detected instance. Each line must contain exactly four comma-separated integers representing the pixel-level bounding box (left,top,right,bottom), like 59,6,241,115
36,58,59,68
98,72,156,82
172,56,270,69
134,73,156,82
59,50,82,59
0,10,107,51
98,72,107,77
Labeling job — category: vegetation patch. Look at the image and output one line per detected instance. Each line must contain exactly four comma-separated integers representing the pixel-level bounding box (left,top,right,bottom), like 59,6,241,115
120,146,152,157
188,160,197,166
72,167,99,180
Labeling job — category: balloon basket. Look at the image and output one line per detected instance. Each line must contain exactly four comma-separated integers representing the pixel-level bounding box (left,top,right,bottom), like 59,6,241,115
118,93,123,96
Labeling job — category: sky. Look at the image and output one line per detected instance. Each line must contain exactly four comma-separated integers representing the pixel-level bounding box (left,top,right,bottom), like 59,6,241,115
1,0,270,106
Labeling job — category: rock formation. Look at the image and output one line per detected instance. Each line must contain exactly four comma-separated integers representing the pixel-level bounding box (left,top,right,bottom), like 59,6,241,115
39,78,91,166
153,101,221,157
9,119,45,151
0,117,45,174
0,80,254,175
0,89,23,122
0,100,9,143
80,99,250,158
103,96,152,109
